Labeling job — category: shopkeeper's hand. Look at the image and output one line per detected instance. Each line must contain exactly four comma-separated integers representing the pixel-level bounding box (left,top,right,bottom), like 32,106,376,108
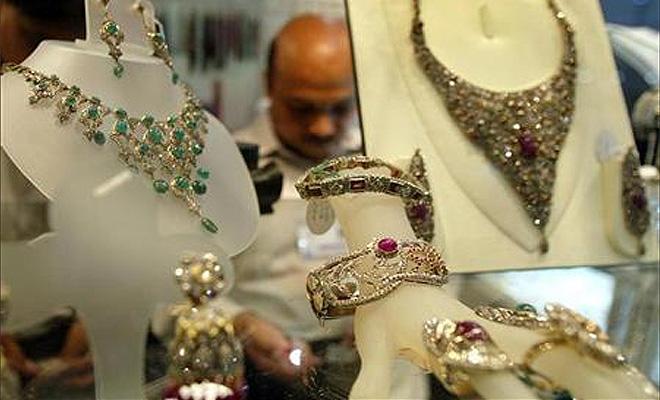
234,312,321,384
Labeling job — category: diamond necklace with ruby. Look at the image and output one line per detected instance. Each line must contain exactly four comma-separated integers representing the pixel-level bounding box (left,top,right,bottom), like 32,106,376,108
1,63,219,234
410,0,577,253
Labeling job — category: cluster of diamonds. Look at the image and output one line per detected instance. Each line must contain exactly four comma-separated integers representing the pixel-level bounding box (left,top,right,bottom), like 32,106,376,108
306,237,448,320
2,63,218,234
621,147,650,254
411,0,577,252
296,152,435,241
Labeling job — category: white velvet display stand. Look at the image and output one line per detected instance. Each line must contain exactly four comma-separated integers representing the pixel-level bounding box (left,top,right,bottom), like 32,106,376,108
328,191,657,399
0,1,258,398
345,0,659,270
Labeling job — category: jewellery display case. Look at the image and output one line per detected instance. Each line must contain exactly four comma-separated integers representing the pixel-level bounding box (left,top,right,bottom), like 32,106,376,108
0,0,658,399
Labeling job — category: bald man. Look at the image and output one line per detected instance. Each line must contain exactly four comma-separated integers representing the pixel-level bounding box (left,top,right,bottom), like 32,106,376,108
218,14,360,400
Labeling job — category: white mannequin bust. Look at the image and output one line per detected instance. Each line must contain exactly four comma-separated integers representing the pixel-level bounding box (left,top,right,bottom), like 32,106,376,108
0,0,259,254
0,1,257,398
345,0,658,271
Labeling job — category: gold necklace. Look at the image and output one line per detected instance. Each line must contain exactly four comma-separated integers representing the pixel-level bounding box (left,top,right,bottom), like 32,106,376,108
410,0,577,252
1,63,219,234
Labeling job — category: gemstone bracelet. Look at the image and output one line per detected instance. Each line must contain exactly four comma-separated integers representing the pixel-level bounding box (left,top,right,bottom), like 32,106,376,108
295,152,435,242
306,236,448,321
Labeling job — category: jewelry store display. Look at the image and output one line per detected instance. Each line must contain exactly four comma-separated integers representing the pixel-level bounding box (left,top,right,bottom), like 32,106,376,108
423,318,577,400
411,0,577,253
98,0,125,78
475,303,659,396
621,147,650,255
306,237,448,320
1,63,219,234
296,151,435,242
169,253,243,387
134,0,180,84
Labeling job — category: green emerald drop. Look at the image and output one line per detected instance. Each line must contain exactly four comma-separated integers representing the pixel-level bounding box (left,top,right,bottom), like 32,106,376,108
115,108,127,119
70,86,80,94
114,119,128,135
173,128,185,142
172,146,185,159
153,179,169,193
174,176,189,190
113,64,124,78
148,127,163,144
201,218,218,234
93,131,106,145
191,143,204,155
172,72,179,84
186,120,197,130
141,114,155,127
192,180,207,195
196,167,210,180
515,303,537,313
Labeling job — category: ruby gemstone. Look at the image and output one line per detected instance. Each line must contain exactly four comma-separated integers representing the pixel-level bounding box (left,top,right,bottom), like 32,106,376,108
349,178,367,191
377,238,398,254
518,133,538,158
631,192,647,209
411,203,428,219
455,320,489,341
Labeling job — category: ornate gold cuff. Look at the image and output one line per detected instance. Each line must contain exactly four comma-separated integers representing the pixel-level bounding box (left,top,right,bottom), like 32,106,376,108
295,151,435,241
306,237,448,320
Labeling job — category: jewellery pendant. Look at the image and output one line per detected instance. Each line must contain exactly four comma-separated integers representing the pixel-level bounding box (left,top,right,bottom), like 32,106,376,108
306,199,335,235
411,0,577,252
621,147,650,255
98,0,125,78
1,63,219,234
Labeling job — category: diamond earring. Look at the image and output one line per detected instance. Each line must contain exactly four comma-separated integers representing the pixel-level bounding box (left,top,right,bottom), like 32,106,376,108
134,0,179,84
99,0,125,78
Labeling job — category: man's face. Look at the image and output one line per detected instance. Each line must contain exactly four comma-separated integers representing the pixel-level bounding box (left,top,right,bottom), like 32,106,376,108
268,22,356,162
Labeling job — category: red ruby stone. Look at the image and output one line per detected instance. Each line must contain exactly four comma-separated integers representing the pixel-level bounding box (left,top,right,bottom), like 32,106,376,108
349,178,367,191
377,238,398,254
455,320,489,341
411,203,429,219
632,192,647,209
518,133,538,158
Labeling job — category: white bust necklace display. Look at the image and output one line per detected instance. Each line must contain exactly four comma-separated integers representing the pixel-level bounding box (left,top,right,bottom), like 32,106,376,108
0,1,258,398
